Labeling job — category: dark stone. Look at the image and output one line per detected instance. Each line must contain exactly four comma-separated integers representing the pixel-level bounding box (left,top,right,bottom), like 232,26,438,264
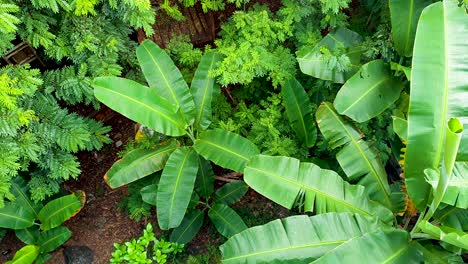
63,246,94,264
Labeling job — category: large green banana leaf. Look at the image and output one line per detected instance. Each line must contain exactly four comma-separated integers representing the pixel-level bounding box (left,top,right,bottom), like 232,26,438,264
191,51,222,131
208,203,247,238
93,77,187,136
137,40,195,124
334,60,404,122
282,78,316,147
15,226,39,244
417,243,464,264
297,27,362,83
37,226,71,253
316,102,393,209
434,206,468,231
194,129,260,172
38,191,85,231
195,155,215,198
170,209,204,244
140,183,158,206
220,213,382,264
427,162,468,209
11,177,41,217
418,220,468,250
0,202,35,229
244,155,393,223
5,245,39,264
405,0,468,210
214,181,249,205
312,230,422,263
157,147,199,230
389,0,431,57
104,140,178,188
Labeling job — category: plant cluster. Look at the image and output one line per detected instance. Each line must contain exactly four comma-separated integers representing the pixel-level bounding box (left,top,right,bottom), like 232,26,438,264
111,223,184,264
96,0,467,263
1,177,85,263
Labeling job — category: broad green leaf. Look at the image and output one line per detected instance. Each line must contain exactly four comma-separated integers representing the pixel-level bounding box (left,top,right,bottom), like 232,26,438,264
104,140,178,188
427,162,468,209
93,77,187,136
214,181,248,205
405,0,468,210
5,245,39,264
157,147,199,230
418,220,468,250
417,243,464,264
10,177,42,217
195,155,215,198
312,230,422,263
15,226,39,244
188,192,200,209
194,129,260,172
390,62,412,81
392,116,408,141
244,155,394,223
141,184,158,206
170,209,204,244
297,27,362,83
37,226,72,253
0,202,35,229
191,51,223,131
389,0,431,57
334,60,404,122
208,203,247,238
316,102,393,210
137,40,195,124
38,191,85,231
282,78,317,147
434,206,468,231
221,213,383,264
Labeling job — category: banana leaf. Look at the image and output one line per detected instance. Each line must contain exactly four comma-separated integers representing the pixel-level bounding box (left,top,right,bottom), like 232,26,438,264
191,51,223,131
334,60,404,122
5,245,39,264
104,140,178,188
312,230,422,263
405,0,468,210
214,181,249,206
157,147,199,230
297,27,362,83
38,191,85,231
282,78,316,147
426,162,468,209
93,77,187,136
208,203,247,238
194,129,259,172
195,155,215,198
434,206,468,231
418,220,468,250
389,0,431,57
416,243,464,264
316,102,393,210
137,40,195,124
15,226,39,244
220,213,383,263
170,209,204,244
37,226,71,253
0,202,35,229
244,155,393,223
11,177,42,217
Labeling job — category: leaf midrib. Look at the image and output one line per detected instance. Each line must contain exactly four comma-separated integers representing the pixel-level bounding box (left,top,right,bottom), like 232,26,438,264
168,149,193,225
246,166,372,218
286,82,310,145
40,199,81,229
12,182,38,217
339,76,390,114
323,103,392,207
197,139,249,161
94,84,184,130
224,240,346,262
195,54,217,129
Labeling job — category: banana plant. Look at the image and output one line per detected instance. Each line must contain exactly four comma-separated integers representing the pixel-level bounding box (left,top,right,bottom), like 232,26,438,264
169,180,249,244
0,177,85,264
218,1,468,262
92,40,254,236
